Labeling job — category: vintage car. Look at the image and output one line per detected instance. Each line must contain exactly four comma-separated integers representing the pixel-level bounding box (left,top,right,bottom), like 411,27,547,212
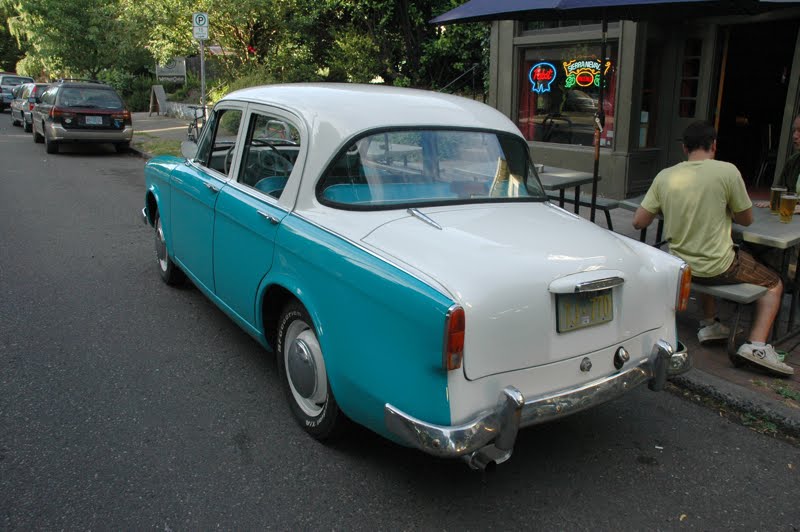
141,84,691,469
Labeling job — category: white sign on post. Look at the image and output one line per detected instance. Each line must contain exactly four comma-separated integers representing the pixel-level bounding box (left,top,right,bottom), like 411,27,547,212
192,12,208,40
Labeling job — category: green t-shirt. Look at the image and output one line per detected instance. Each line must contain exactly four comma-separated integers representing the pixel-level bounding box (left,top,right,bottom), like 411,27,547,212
640,159,752,277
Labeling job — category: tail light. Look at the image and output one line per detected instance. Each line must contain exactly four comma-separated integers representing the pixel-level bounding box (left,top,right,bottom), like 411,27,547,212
443,305,465,371
28,101,34,111
112,110,132,125
676,263,692,312
50,107,75,120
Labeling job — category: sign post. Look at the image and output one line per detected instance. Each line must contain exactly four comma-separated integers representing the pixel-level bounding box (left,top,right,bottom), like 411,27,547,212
192,12,209,113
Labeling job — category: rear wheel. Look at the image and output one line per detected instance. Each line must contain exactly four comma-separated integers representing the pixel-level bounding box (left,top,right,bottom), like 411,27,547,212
33,122,44,143
23,117,31,133
11,114,20,126
154,211,185,286
44,130,59,154
276,301,345,440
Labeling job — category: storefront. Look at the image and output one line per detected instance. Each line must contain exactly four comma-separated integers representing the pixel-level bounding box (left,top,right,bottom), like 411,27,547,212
485,9,800,198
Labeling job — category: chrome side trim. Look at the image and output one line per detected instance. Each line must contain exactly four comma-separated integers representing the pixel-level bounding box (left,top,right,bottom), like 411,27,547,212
574,276,625,293
385,339,680,468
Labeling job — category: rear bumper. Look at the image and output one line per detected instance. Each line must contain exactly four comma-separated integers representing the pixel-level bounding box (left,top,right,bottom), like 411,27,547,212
385,339,688,469
46,122,133,143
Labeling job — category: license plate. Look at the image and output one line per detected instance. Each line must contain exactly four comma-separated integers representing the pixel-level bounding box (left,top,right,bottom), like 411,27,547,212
556,289,613,332
85,115,103,125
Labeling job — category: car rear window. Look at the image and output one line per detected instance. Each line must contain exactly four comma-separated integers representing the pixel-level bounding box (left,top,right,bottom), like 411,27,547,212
317,129,546,209
58,87,123,109
1,76,34,86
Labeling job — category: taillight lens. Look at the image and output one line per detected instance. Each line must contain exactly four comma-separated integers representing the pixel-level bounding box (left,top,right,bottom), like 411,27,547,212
676,263,692,312
112,110,132,125
443,305,465,371
50,107,75,120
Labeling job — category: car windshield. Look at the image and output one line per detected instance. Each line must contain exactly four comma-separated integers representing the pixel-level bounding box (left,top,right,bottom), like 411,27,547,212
318,129,545,208
59,87,123,109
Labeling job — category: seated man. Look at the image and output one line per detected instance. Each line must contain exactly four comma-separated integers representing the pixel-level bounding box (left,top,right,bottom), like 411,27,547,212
633,121,793,376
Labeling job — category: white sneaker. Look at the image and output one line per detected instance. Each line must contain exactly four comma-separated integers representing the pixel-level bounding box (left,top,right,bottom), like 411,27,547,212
697,320,730,343
736,343,795,375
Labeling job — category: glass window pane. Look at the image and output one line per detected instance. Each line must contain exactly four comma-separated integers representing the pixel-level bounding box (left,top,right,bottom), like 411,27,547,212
516,42,618,147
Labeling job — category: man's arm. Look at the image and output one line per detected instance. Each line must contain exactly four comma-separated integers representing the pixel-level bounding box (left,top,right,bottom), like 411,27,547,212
732,207,753,226
633,206,657,230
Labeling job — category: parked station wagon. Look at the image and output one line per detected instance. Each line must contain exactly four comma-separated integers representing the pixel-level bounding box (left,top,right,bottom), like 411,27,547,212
141,84,691,469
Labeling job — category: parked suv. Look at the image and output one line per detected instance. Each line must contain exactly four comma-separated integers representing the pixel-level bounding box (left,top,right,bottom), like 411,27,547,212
32,79,133,154
10,82,50,132
0,74,34,111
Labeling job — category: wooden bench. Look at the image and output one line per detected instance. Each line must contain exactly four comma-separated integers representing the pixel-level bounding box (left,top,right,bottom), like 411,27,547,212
547,192,619,230
691,282,767,360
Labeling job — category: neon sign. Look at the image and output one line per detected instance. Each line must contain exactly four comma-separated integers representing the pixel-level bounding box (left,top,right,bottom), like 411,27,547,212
528,62,556,93
562,59,612,88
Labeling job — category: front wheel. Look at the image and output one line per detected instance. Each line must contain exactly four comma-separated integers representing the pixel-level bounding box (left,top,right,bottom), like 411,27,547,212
154,211,185,286
276,302,345,440
33,122,43,143
115,142,130,153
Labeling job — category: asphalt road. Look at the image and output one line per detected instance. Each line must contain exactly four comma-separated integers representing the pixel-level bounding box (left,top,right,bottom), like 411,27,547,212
1,111,799,530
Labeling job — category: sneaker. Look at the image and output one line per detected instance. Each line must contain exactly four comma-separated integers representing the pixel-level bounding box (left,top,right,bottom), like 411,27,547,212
736,343,795,376
697,320,731,343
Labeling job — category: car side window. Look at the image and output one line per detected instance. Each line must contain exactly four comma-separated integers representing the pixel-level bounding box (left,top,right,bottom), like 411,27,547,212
237,112,300,199
195,108,242,176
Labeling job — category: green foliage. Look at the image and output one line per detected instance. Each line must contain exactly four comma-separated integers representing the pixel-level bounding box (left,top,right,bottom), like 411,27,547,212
4,0,488,96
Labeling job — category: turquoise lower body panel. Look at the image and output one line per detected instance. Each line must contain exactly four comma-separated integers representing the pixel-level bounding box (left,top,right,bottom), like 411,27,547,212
270,215,455,436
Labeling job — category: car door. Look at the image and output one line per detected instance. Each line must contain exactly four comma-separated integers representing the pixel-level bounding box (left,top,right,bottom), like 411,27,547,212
212,107,304,327
170,104,245,293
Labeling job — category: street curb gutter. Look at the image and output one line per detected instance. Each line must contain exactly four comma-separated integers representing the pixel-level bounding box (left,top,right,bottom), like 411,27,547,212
670,369,800,439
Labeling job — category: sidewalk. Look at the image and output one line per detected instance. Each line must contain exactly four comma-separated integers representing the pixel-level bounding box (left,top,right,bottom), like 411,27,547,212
129,111,800,438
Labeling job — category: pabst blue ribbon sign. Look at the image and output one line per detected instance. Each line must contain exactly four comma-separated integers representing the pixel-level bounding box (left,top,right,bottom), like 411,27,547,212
528,62,556,93
562,59,612,89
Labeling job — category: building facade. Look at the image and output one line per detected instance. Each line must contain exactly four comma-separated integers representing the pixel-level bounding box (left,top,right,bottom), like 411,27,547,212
486,10,800,198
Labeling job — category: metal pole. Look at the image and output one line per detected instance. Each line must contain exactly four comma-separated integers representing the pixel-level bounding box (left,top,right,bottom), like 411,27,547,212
590,14,608,224
200,39,206,113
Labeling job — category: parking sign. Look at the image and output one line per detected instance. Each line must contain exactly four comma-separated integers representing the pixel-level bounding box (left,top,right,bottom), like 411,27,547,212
193,12,208,40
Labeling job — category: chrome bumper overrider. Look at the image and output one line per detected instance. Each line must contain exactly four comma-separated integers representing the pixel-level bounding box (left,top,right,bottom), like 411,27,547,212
385,339,689,469
141,207,148,226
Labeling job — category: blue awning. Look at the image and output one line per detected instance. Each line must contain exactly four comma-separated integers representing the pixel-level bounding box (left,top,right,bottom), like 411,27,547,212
430,0,800,24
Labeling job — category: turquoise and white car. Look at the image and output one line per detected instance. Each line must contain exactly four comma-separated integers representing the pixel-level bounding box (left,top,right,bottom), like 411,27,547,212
141,83,691,469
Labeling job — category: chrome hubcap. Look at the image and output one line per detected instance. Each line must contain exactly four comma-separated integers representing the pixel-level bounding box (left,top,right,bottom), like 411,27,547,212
287,338,317,398
155,218,168,272
284,320,328,417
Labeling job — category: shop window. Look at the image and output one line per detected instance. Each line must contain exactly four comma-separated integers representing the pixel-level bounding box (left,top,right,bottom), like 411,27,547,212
678,38,702,118
517,43,618,147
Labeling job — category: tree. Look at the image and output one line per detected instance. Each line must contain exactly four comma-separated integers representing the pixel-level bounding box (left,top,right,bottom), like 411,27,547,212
4,0,146,78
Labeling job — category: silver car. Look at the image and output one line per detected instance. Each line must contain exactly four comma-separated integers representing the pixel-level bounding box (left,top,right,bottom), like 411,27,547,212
10,82,49,132
32,79,133,154
0,74,34,111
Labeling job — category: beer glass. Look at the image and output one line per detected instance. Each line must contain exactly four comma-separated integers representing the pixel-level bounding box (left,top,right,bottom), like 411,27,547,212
779,193,798,223
770,186,787,214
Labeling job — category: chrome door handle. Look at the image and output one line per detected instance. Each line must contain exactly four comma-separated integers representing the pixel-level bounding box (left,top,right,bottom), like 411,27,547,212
204,182,219,193
257,210,280,225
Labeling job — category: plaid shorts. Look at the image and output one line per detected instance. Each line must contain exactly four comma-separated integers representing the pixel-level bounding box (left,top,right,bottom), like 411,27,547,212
692,249,781,289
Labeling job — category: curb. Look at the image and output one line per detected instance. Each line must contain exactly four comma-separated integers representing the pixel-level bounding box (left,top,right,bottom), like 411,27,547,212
670,368,800,439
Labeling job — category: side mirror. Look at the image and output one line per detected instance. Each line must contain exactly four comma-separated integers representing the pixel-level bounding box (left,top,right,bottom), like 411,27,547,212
181,140,198,160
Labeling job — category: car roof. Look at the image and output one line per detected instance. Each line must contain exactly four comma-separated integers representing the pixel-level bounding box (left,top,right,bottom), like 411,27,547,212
223,83,522,138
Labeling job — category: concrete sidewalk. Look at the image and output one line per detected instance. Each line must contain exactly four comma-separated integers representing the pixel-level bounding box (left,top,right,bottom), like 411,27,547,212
130,111,800,438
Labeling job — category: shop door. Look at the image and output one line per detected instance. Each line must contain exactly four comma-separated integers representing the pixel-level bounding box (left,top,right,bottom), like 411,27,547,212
665,27,717,168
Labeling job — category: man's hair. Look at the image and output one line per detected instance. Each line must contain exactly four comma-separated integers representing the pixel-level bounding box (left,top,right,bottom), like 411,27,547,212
682,121,717,152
